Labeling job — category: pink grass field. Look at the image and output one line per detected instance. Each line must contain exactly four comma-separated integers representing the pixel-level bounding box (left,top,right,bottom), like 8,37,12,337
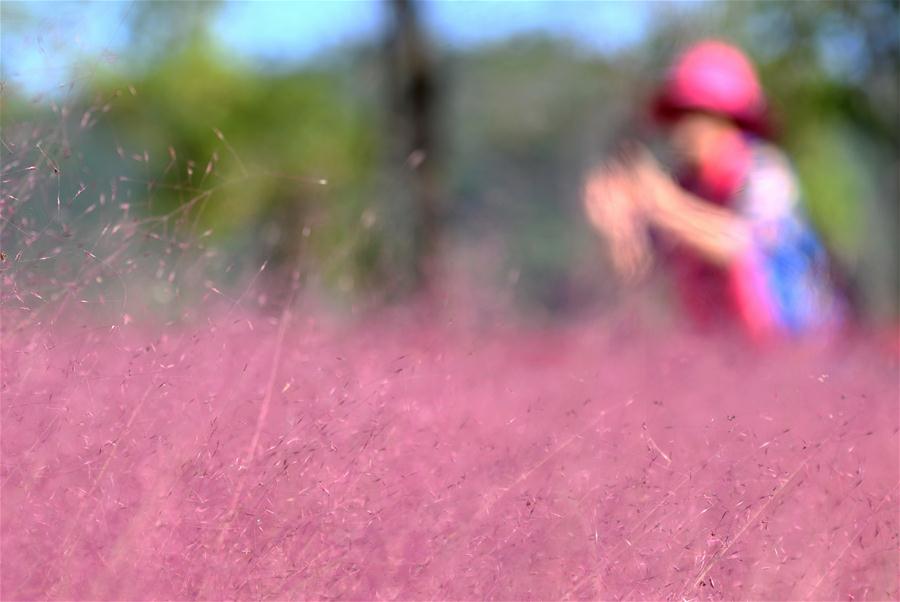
1,304,898,601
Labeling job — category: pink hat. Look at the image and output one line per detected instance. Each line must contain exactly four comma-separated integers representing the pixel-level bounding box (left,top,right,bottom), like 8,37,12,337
653,40,772,137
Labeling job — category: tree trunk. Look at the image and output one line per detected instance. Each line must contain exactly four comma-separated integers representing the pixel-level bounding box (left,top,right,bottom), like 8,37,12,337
385,0,442,296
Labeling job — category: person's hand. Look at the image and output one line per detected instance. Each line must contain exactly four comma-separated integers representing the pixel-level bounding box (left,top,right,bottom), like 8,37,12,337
617,142,753,265
620,142,679,215
583,160,652,283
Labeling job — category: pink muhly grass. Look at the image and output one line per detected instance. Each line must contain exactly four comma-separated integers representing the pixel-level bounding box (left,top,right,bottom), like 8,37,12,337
1,88,898,602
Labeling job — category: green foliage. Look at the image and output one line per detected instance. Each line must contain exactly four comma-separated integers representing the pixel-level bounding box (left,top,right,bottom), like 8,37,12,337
86,39,386,295
792,123,866,263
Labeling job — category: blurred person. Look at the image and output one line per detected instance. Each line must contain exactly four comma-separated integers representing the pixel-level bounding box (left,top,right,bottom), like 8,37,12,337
584,40,843,341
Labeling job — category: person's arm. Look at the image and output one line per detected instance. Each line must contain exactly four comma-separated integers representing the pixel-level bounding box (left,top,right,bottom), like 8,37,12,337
630,147,752,266
583,144,753,279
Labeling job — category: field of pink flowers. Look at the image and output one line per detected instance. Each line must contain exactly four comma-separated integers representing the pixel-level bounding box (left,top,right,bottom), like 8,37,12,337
2,82,898,600
2,300,897,600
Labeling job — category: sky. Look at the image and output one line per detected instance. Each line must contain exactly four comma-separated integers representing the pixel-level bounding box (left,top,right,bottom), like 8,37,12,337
1,0,654,97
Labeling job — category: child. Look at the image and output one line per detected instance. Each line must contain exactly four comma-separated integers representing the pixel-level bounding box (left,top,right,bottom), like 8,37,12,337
584,40,842,340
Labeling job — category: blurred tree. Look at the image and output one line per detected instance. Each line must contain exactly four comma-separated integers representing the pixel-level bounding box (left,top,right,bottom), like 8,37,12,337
445,37,630,315
384,0,444,295
85,40,384,301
